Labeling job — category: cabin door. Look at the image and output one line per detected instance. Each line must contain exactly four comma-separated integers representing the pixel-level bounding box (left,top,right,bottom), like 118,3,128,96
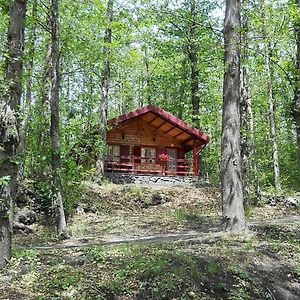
167,148,177,173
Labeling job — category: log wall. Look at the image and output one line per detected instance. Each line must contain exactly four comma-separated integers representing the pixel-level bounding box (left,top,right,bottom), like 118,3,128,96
107,117,183,148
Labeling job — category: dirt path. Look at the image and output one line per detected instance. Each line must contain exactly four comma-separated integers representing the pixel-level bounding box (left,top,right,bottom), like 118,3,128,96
15,215,300,250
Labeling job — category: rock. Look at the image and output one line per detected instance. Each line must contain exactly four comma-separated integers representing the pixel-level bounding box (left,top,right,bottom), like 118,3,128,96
15,207,37,225
13,221,33,234
265,196,284,206
75,203,97,214
105,173,202,186
151,193,166,205
285,197,300,207
137,195,152,208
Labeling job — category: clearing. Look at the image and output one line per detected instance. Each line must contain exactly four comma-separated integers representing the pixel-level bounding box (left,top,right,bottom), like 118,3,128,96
1,183,300,300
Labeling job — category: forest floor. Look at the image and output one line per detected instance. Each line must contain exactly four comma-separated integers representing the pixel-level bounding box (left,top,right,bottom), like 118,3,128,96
1,183,300,300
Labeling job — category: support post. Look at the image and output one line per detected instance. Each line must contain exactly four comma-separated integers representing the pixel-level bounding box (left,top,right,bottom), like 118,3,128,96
132,154,135,174
193,140,199,176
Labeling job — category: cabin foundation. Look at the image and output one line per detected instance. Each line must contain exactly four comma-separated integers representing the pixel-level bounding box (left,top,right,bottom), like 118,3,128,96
105,173,211,186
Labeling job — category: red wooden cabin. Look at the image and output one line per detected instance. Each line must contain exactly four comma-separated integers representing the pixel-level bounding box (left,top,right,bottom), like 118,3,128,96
105,105,209,176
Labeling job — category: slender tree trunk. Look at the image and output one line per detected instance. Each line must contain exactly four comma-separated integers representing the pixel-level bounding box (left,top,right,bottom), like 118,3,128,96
144,48,152,105
96,0,113,176
265,45,281,193
0,0,27,269
35,44,51,178
18,0,37,181
240,3,250,205
248,94,260,195
188,0,200,128
240,2,261,203
293,0,300,188
49,0,67,235
240,67,250,205
187,0,205,177
221,0,246,233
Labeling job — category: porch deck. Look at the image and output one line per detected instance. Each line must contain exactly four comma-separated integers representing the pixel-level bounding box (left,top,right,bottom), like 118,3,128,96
104,155,194,176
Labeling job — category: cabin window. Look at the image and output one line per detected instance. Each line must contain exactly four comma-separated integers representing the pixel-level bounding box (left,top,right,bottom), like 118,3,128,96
141,147,156,163
108,145,120,161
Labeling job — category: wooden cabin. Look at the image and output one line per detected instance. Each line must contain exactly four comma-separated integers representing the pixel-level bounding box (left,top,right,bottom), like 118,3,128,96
105,105,209,176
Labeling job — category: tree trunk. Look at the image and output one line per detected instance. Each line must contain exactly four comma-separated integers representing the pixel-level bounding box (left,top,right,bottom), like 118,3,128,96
187,0,205,177
188,0,200,128
293,0,300,188
240,3,250,205
96,0,113,176
18,0,37,181
240,66,250,205
240,2,261,203
0,0,27,269
35,44,51,178
265,45,281,194
248,93,260,195
144,48,152,105
49,0,67,235
221,0,246,233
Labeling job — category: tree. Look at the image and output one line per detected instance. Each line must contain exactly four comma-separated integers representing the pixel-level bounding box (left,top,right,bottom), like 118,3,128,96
0,0,27,268
186,0,200,128
240,0,260,203
221,0,246,232
265,44,281,193
18,0,37,182
96,0,114,176
49,0,67,235
293,0,300,187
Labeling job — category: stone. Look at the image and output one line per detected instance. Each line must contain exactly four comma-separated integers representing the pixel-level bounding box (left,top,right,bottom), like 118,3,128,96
105,173,209,187
265,196,284,206
285,197,299,207
151,193,166,205
13,221,33,234
14,207,37,225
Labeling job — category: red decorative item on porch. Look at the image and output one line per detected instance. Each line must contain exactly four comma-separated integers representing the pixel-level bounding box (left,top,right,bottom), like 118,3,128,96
159,153,168,175
159,153,168,161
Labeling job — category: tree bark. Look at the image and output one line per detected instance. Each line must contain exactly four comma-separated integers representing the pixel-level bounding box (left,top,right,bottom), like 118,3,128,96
188,0,200,128
293,0,300,188
240,66,250,205
0,0,27,269
36,44,51,155
221,0,246,233
144,48,152,105
96,0,113,176
240,1,260,203
187,0,205,177
18,0,37,180
265,45,281,194
49,0,67,235
248,92,260,195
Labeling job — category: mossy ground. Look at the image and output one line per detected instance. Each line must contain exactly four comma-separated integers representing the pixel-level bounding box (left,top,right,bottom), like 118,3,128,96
1,183,300,299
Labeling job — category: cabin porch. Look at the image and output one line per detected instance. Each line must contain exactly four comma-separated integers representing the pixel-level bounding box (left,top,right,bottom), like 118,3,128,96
104,156,194,176
104,142,200,177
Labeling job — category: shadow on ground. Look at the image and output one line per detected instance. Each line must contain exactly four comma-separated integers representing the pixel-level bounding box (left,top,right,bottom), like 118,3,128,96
1,222,300,300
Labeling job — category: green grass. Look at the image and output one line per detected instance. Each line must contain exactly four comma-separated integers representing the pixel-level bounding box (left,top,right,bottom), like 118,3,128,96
3,185,300,300
5,234,293,299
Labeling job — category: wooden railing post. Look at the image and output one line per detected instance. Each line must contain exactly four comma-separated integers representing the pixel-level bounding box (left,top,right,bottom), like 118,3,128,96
132,155,135,173
193,140,199,176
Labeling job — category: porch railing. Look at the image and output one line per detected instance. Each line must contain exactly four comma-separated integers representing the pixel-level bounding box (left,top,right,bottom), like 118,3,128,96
104,155,193,176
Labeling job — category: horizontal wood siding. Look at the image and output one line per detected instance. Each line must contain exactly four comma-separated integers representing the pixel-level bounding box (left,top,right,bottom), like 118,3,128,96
107,118,183,148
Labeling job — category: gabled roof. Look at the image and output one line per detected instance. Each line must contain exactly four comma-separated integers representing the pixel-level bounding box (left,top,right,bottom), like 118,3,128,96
107,105,210,148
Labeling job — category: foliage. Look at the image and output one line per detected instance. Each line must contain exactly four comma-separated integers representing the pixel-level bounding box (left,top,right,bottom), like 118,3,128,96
0,0,299,217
